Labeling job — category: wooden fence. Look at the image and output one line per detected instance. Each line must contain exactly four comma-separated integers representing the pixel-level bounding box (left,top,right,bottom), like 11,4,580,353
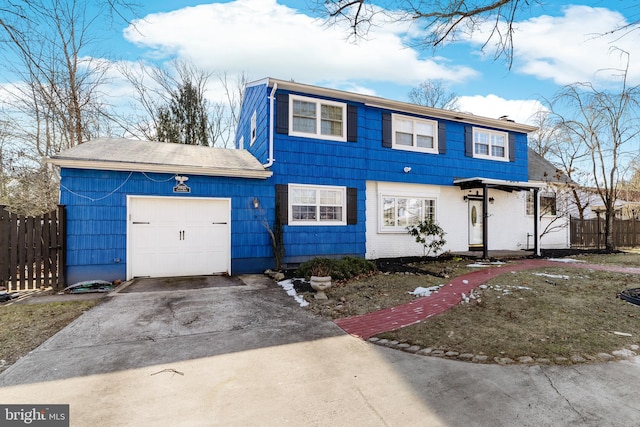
570,216,640,248
0,205,66,291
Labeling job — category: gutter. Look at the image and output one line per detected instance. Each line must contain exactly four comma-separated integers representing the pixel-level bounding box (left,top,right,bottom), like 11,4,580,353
263,83,277,168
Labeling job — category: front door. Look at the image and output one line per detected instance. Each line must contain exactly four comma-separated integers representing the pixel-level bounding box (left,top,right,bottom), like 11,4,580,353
468,199,483,249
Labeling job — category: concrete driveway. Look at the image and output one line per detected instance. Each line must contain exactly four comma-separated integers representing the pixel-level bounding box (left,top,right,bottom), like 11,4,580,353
2,275,640,426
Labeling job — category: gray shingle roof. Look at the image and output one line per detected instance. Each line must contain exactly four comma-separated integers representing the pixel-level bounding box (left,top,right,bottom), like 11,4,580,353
48,138,272,179
528,148,573,185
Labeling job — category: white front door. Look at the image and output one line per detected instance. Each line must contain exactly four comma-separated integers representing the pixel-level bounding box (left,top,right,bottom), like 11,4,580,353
468,199,483,247
127,197,230,279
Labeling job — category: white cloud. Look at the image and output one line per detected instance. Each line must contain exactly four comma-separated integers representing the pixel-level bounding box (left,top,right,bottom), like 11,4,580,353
469,5,640,87
458,94,546,125
123,0,478,93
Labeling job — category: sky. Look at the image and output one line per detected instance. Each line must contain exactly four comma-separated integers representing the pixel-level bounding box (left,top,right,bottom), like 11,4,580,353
98,0,640,126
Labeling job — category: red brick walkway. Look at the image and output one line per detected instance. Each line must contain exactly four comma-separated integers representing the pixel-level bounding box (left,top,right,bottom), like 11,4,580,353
334,259,640,339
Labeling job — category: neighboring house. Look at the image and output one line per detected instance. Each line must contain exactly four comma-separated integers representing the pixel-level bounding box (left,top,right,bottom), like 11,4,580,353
526,148,574,249
49,78,565,285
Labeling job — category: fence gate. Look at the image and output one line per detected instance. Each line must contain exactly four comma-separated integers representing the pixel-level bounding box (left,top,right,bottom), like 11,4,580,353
0,205,66,292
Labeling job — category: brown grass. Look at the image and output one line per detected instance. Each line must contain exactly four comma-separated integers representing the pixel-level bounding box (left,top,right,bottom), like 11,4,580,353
0,301,98,371
304,252,640,362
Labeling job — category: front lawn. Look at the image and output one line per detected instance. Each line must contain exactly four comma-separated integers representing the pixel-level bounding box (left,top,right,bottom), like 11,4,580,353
303,252,640,363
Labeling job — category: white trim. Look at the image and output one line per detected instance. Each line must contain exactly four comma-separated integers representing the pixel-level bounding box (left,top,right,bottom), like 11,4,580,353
250,110,257,146
126,195,231,280
288,94,347,142
472,127,509,161
391,113,439,154
288,183,347,226
378,193,438,233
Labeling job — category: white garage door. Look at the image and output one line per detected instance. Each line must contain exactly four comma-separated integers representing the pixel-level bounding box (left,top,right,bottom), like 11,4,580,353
127,196,230,279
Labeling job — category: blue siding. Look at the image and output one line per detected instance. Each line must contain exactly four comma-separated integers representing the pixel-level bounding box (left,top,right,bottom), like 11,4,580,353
237,83,270,163
266,88,530,265
60,168,275,284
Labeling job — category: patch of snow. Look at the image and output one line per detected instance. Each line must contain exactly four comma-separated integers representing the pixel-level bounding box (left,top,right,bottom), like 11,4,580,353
467,263,491,268
533,273,570,280
277,279,309,307
548,258,586,263
613,331,633,337
462,280,469,284
408,285,442,297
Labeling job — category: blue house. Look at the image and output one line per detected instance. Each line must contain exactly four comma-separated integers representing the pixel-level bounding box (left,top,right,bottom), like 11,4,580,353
49,78,566,285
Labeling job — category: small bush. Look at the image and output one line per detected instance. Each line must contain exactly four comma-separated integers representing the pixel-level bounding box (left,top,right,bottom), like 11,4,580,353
296,256,376,281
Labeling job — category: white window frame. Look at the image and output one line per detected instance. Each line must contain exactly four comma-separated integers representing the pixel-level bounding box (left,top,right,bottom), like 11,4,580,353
288,184,347,226
526,191,557,216
392,114,438,154
379,195,437,233
289,94,347,142
473,127,509,161
250,111,257,146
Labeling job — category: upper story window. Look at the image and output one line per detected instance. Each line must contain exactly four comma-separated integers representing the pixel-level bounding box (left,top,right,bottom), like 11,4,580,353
392,114,438,154
381,196,436,232
289,184,347,226
526,191,557,216
250,111,257,145
473,128,508,161
289,95,347,142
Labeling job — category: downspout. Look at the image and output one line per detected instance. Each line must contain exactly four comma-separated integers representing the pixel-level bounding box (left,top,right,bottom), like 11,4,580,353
263,83,278,168
534,188,540,256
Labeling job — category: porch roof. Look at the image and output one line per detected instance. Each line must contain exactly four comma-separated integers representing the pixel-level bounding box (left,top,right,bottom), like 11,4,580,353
453,177,545,193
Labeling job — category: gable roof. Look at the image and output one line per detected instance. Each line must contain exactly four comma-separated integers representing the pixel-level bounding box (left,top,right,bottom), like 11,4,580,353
48,138,272,179
248,77,538,134
527,148,573,185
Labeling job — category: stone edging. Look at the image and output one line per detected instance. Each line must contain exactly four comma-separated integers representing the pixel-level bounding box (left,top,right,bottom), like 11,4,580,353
367,337,640,365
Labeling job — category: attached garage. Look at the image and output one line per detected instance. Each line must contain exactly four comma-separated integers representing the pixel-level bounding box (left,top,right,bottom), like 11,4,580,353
48,138,274,285
127,196,231,279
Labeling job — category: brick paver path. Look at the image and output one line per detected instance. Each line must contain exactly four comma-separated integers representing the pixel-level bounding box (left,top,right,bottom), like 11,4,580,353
334,258,640,339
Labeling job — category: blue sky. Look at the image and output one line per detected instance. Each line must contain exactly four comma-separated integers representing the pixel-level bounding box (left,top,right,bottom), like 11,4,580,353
103,0,640,125
6,0,639,126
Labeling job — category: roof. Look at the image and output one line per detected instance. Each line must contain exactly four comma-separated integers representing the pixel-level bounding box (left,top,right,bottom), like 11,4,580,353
527,148,573,185
48,138,273,179
454,177,545,192
247,77,538,134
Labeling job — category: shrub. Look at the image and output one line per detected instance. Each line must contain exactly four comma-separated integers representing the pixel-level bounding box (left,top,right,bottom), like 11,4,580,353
296,256,376,281
406,219,447,256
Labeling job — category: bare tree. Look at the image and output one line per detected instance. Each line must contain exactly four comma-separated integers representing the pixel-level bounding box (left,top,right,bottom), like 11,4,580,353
0,0,137,214
120,61,245,148
548,51,640,249
408,79,460,110
316,1,640,67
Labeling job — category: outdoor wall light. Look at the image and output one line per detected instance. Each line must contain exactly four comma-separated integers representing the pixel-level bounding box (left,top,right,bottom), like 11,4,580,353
403,167,412,173
489,197,495,204
253,197,260,209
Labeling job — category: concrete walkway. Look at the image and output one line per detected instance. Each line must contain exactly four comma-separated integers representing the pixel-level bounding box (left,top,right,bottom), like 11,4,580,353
335,258,640,339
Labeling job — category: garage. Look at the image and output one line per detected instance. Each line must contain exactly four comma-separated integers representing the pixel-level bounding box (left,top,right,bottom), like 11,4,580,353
127,196,231,279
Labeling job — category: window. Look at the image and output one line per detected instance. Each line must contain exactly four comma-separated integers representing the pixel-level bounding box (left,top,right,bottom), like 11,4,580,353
289,184,346,225
250,111,257,145
473,128,508,160
392,114,438,153
526,191,557,216
289,95,347,141
381,196,436,231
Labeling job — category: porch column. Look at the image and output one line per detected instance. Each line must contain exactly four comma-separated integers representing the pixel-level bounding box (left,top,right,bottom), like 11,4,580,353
483,184,489,259
533,188,540,256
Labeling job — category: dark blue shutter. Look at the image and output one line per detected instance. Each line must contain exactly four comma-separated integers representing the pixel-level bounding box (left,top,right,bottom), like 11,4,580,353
347,188,357,225
438,122,446,154
382,113,392,148
509,133,516,162
464,125,473,157
276,184,288,225
347,105,358,142
275,93,288,134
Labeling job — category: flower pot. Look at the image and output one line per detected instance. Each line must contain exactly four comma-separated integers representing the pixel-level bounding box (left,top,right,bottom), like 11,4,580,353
310,275,332,299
